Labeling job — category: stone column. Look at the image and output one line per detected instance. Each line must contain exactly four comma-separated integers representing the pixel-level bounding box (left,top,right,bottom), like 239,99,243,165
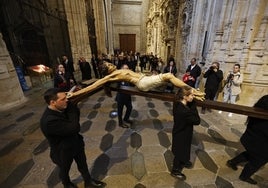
188,0,203,60
92,0,106,54
63,0,92,67
0,33,26,111
140,0,150,54
103,0,114,54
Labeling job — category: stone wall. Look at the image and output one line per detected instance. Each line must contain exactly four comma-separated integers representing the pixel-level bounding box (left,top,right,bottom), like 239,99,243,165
147,0,268,106
111,0,143,53
204,0,268,106
0,33,26,111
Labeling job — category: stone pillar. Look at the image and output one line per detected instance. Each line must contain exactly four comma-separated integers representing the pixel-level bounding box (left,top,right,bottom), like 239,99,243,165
188,0,204,60
140,0,150,54
0,33,26,111
63,0,92,68
92,0,106,54
104,0,114,55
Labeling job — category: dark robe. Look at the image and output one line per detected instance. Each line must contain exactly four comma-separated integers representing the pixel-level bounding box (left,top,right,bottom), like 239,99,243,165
240,117,268,160
172,101,200,163
79,61,92,80
203,69,223,100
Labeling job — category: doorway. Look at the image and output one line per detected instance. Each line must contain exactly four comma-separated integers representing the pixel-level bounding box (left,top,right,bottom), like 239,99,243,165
119,34,136,53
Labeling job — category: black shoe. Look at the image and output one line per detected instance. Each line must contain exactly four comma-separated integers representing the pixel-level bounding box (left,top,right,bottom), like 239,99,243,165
226,160,238,170
119,123,129,128
207,108,212,112
201,109,205,114
85,179,106,187
124,119,133,124
64,182,78,188
239,176,257,185
171,170,186,180
183,161,193,169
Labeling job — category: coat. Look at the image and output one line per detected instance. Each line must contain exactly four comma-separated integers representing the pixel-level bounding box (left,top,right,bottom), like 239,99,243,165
223,72,243,96
240,117,268,160
164,65,177,75
79,61,92,80
40,103,84,162
172,101,200,162
115,81,132,103
54,71,72,91
204,69,223,90
185,64,201,87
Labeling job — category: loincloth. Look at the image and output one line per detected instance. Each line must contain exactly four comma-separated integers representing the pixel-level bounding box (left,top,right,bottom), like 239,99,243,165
136,74,166,91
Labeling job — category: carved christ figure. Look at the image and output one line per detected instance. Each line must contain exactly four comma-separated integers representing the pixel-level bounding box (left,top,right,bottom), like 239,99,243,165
68,62,205,101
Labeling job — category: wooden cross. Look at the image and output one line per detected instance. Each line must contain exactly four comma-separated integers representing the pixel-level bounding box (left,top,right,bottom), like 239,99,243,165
69,83,268,120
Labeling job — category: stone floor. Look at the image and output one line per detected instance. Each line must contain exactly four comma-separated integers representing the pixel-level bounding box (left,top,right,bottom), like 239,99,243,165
0,85,267,188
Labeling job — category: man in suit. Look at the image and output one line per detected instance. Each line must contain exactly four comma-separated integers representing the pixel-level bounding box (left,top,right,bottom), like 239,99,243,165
115,64,133,128
62,55,77,84
40,88,106,188
185,58,201,88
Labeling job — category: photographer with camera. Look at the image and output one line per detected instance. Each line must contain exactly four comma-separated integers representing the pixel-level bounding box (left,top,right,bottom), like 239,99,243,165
201,62,223,114
220,63,243,117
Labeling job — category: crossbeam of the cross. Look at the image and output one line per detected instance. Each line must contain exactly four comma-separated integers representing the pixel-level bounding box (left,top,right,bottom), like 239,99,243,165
110,85,268,120
69,78,268,120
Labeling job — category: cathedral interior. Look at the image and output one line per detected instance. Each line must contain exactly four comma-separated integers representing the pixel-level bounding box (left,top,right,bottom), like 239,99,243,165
0,0,267,188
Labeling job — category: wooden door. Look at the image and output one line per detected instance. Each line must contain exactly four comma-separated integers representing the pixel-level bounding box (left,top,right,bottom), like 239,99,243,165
119,34,136,52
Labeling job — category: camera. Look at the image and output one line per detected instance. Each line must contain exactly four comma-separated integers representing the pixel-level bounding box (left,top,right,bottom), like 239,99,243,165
210,64,217,70
227,73,234,82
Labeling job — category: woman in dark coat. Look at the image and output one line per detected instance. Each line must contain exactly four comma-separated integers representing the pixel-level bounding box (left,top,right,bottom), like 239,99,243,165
201,61,223,114
54,64,74,92
163,60,177,92
226,95,268,185
78,57,92,80
171,86,201,180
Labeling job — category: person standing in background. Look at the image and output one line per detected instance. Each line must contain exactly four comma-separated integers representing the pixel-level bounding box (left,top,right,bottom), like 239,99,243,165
163,60,177,92
220,63,243,117
201,62,223,114
78,57,92,80
91,54,99,78
185,58,201,88
171,86,200,180
62,55,77,85
115,64,133,128
54,64,73,92
164,60,177,75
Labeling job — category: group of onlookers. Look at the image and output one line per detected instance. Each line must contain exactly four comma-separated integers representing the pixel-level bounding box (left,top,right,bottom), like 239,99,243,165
181,57,243,116
53,54,102,92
